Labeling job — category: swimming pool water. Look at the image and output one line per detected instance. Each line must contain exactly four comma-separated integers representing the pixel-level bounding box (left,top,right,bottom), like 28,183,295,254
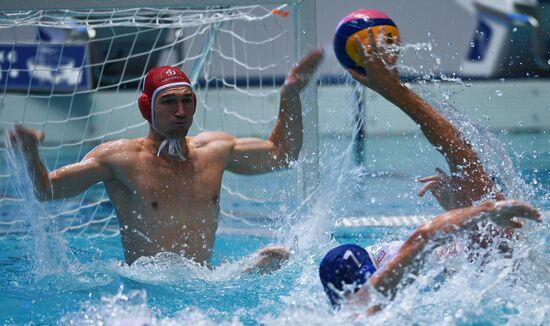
0,132,549,325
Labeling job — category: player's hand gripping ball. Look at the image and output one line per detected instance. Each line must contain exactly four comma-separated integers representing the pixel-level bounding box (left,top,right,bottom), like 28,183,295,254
334,9,400,74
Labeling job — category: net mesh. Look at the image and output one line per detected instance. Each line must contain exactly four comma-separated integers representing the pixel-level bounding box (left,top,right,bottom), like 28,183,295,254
0,4,304,238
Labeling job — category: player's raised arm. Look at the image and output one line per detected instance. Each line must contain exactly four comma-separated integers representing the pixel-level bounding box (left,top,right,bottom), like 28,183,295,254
349,30,500,210
226,48,324,175
8,124,114,201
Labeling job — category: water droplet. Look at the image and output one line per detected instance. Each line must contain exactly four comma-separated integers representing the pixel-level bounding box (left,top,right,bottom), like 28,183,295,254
470,41,475,48
547,59,550,65
512,27,517,32
496,90,503,96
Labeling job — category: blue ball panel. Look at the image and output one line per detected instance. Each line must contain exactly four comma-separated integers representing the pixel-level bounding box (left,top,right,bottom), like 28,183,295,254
334,18,396,73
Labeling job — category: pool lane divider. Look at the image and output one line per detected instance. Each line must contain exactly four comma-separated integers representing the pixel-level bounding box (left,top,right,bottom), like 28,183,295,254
335,210,550,228
335,215,431,228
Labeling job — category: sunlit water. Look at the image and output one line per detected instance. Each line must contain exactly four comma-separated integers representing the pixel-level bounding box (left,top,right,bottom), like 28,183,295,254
1,129,548,325
1,43,549,324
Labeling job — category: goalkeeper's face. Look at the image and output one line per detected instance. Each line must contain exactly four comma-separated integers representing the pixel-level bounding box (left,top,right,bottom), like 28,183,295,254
154,86,195,137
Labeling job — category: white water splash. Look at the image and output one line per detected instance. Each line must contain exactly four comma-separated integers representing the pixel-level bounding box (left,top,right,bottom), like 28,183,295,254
4,131,70,279
111,250,265,285
60,285,243,326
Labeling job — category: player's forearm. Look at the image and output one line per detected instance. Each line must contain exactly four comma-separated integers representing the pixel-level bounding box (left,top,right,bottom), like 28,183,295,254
268,87,303,167
369,225,430,296
371,202,495,296
381,82,469,156
24,148,53,201
425,201,495,234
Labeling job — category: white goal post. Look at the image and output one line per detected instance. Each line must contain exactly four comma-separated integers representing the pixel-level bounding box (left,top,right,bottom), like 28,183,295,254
0,0,319,237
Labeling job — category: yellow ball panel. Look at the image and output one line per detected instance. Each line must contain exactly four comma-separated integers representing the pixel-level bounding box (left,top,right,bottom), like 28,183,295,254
345,26,400,67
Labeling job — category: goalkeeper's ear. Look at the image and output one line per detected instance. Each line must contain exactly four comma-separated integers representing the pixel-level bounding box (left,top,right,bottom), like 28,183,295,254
138,93,151,122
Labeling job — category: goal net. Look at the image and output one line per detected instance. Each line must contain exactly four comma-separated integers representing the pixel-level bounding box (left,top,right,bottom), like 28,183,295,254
0,1,318,239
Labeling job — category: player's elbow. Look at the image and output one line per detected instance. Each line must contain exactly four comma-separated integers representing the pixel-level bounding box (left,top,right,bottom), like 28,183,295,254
34,178,53,201
34,189,52,202
282,138,303,164
36,195,51,202
34,183,54,201
272,157,290,171
286,148,301,164
274,151,299,170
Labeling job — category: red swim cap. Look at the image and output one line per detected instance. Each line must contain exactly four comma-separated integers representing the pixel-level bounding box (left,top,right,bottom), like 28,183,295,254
138,66,197,123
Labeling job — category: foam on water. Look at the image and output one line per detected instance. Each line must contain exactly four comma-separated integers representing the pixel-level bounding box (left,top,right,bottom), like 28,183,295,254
59,286,244,326
112,250,261,284
45,214,548,325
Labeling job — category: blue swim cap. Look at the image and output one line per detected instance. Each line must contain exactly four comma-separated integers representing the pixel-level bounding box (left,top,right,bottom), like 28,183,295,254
319,244,377,308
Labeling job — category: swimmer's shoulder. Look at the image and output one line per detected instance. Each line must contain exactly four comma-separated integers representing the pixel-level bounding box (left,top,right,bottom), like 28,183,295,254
83,138,146,161
366,240,405,270
190,131,236,149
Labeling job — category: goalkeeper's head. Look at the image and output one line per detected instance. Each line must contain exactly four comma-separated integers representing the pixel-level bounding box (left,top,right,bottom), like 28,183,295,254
138,66,196,126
